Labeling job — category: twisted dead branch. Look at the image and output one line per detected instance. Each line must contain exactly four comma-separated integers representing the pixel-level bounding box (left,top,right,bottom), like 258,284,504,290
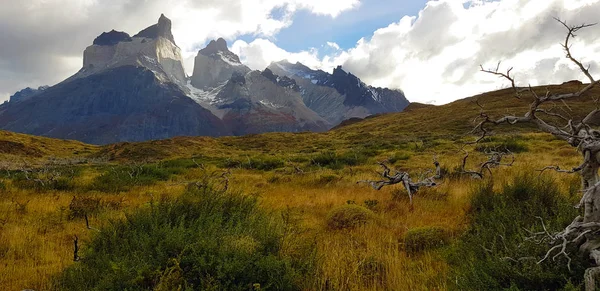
460,148,515,179
358,156,441,205
476,18,600,290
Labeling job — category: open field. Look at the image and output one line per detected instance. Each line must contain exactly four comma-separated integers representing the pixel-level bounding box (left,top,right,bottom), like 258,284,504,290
0,82,597,290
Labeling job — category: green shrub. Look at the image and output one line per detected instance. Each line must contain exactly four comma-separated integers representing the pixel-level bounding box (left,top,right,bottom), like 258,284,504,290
388,151,411,164
246,157,285,171
10,167,79,192
310,150,373,169
0,180,6,191
404,226,449,255
475,137,528,153
69,196,102,219
448,174,584,290
89,164,179,192
326,204,374,230
57,185,315,290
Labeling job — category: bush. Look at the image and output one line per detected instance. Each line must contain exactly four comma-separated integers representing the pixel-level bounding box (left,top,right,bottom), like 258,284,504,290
69,196,102,219
10,166,80,192
89,164,179,192
326,204,374,230
404,226,449,255
310,150,373,169
388,151,411,164
448,174,584,290
57,185,315,290
475,137,528,153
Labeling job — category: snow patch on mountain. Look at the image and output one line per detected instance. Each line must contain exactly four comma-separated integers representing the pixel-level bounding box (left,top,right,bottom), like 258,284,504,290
218,51,243,66
259,100,283,109
186,80,221,104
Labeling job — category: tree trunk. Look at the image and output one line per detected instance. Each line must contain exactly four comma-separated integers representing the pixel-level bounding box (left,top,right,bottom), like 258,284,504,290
581,150,600,190
582,150,600,223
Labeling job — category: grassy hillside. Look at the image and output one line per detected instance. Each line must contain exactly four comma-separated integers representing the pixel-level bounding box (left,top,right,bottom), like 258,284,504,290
0,82,596,290
0,130,98,162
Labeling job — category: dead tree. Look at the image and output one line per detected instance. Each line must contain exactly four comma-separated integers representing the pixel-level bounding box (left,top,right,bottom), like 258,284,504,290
358,156,441,205
460,148,515,179
477,19,600,290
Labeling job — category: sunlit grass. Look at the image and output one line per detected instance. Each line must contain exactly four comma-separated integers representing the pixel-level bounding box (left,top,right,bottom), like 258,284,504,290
0,78,596,290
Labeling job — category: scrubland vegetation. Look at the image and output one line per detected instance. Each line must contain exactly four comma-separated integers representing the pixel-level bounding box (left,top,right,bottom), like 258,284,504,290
0,130,590,290
0,72,598,290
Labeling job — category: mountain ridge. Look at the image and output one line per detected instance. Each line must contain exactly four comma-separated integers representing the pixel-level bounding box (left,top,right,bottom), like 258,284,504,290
0,14,410,144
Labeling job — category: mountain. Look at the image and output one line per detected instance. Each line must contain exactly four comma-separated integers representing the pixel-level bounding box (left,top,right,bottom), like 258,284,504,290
0,14,228,144
0,15,409,144
188,40,330,134
190,38,251,89
9,86,49,103
268,60,409,125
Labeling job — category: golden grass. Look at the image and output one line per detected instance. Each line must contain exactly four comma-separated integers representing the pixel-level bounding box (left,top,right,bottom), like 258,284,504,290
0,131,587,290
0,81,596,290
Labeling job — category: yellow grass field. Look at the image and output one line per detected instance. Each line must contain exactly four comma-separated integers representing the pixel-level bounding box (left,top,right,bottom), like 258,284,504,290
0,82,596,290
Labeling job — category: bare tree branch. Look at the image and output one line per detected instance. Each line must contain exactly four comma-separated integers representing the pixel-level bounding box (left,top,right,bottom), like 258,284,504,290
358,156,441,205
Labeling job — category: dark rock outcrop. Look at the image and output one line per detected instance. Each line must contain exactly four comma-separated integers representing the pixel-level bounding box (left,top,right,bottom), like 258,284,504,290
133,14,175,44
93,30,132,46
261,69,300,91
9,86,48,103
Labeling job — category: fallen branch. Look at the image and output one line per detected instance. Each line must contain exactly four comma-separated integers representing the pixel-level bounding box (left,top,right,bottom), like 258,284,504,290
358,156,441,205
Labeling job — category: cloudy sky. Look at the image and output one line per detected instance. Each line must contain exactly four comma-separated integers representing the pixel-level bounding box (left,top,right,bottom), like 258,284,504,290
1,0,599,104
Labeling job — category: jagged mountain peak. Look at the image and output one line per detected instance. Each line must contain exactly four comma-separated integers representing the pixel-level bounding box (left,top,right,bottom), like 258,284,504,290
133,13,175,44
267,60,409,125
199,38,241,64
261,68,300,92
191,37,250,89
201,38,229,54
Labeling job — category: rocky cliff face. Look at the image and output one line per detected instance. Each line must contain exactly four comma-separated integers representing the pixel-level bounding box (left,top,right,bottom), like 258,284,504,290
0,15,409,144
0,15,229,144
0,66,228,144
78,14,187,87
190,67,329,134
268,61,409,126
190,38,250,89
188,39,328,134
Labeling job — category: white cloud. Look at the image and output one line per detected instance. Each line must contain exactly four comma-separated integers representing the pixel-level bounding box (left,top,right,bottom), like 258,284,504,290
248,0,600,104
288,0,361,17
3,0,599,107
345,0,600,104
231,38,349,73
0,0,360,101
326,42,341,50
